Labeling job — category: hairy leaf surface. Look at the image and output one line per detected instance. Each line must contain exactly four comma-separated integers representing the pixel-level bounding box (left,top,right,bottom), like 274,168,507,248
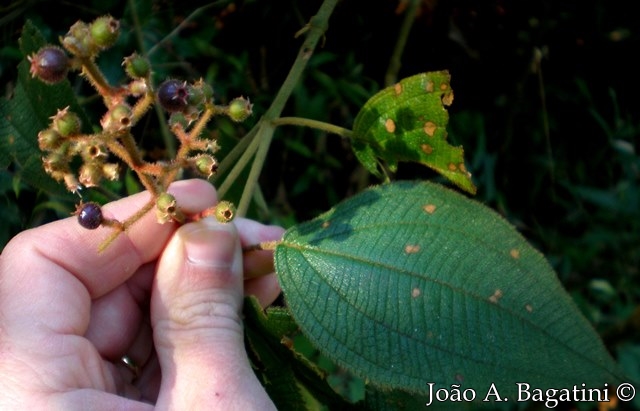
275,181,624,398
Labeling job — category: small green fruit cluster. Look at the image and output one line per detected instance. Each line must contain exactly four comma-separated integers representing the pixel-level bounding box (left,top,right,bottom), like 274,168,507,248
62,15,120,58
39,107,119,191
159,78,216,122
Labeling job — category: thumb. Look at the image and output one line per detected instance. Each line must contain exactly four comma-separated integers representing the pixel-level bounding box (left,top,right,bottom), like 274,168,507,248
152,218,274,410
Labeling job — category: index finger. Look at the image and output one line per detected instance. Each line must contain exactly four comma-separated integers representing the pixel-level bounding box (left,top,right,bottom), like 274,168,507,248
3,179,217,299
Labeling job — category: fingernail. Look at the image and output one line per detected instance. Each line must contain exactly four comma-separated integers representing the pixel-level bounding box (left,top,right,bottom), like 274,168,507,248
182,220,236,267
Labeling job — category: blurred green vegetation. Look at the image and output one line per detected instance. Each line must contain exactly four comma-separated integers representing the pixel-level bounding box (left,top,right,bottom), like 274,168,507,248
1,0,639,406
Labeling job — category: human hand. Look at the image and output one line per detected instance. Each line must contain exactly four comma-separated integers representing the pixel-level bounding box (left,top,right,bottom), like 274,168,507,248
0,179,281,410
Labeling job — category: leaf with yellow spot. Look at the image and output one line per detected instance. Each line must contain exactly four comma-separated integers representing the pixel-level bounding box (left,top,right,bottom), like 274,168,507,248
351,71,476,194
275,181,627,401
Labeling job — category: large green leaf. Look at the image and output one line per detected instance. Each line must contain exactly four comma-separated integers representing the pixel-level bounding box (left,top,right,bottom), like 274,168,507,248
351,71,476,195
0,21,87,198
275,181,625,402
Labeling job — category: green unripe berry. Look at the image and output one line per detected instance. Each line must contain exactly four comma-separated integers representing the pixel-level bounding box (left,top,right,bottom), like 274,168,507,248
194,155,218,178
42,142,72,177
38,128,62,151
123,53,150,79
90,16,120,49
202,83,214,101
155,192,184,224
214,201,236,223
190,79,213,102
80,142,107,161
187,87,205,107
227,97,253,122
42,150,66,173
105,103,133,131
168,112,190,129
51,107,81,137
195,79,214,102
62,21,95,57
156,192,177,213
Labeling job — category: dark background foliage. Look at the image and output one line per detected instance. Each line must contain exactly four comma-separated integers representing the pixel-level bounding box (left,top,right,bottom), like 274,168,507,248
2,0,639,387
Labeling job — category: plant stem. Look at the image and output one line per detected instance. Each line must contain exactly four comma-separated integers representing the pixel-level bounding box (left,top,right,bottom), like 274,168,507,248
384,0,420,87
118,131,159,195
128,0,147,55
130,90,155,126
242,240,281,253
128,0,176,157
151,101,176,158
98,197,155,253
188,103,216,142
146,2,219,57
272,117,353,139
79,57,118,101
235,0,339,217
217,128,262,199
237,121,273,217
215,125,258,181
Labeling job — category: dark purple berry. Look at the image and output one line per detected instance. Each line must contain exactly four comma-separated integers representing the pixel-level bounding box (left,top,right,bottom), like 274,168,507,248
157,79,190,113
77,202,103,229
28,46,70,84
